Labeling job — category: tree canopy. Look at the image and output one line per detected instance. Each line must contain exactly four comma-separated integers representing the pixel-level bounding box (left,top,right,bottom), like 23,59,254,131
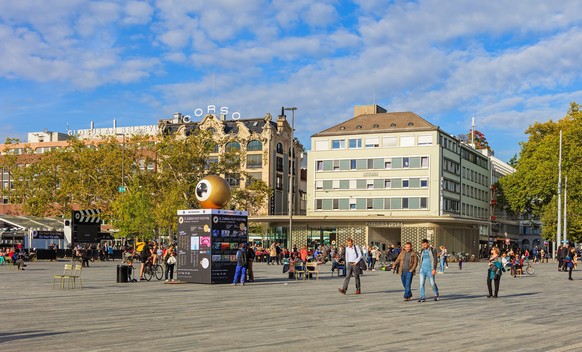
457,129,494,155
500,102,582,242
0,130,271,240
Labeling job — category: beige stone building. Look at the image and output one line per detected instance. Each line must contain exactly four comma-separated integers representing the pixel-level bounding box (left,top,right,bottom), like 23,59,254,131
159,112,305,217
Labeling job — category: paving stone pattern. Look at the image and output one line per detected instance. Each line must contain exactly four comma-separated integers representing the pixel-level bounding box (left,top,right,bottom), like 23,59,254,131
0,260,580,351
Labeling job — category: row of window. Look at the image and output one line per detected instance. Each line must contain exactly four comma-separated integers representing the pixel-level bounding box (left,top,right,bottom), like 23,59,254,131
463,185,489,202
440,136,458,153
442,179,460,193
462,167,489,186
321,135,434,151
462,204,489,219
443,198,460,213
315,197,429,211
220,140,263,152
315,177,428,190
316,156,429,172
461,149,488,169
443,158,460,175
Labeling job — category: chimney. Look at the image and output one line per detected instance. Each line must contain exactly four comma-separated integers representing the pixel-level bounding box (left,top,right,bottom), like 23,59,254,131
173,112,182,124
90,121,94,130
113,118,117,129
354,105,387,117
220,114,226,121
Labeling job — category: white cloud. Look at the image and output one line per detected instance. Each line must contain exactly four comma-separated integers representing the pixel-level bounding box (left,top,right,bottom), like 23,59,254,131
123,1,154,25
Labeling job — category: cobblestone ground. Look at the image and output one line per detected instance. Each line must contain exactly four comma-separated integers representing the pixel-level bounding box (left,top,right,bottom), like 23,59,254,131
0,259,580,351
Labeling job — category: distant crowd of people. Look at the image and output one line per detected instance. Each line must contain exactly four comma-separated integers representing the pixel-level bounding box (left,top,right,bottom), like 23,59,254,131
0,243,30,270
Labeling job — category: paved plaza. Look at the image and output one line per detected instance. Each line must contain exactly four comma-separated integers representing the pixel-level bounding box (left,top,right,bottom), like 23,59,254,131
1,259,581,351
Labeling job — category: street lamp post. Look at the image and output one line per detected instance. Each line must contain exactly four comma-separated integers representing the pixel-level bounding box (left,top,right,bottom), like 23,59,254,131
283,107,297,250
116,133,126,192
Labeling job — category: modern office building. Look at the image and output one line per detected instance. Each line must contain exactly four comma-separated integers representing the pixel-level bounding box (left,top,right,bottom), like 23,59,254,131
255,105,492,256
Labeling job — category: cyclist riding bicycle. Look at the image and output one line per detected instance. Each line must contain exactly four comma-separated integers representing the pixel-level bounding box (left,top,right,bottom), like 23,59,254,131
139,241,151,280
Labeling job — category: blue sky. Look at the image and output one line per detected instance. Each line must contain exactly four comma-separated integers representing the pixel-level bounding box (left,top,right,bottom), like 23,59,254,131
1,0,582,162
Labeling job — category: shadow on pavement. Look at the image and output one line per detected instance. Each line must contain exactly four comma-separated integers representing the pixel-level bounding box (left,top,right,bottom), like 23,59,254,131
0,330,69,343
439,291,541,301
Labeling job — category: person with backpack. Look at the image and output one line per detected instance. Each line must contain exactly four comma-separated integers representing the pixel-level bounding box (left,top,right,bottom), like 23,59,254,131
232,243,248,286
139,240,151,280
418,239,440,302
487,247,506,298
337,238,363,295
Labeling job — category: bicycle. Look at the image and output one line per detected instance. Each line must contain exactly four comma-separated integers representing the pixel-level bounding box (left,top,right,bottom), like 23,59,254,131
143,261,164,281
523,261,535,275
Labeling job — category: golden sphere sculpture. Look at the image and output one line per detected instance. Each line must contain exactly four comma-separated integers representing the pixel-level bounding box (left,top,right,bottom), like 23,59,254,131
195,175,231,209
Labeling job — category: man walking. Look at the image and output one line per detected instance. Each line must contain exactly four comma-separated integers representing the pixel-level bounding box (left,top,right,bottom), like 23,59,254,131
418,239,439,302
338,238,362,295
393,242,418,301
246,242,255,282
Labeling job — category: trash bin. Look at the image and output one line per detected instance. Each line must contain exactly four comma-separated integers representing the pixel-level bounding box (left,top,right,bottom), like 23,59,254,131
117,265,130,283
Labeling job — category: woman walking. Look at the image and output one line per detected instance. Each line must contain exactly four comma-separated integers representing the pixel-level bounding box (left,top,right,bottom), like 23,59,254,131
487,247,505,298
164,246,176,282
438,246,447,274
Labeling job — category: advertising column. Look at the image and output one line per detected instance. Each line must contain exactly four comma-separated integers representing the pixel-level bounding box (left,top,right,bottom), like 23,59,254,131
177,209,248,284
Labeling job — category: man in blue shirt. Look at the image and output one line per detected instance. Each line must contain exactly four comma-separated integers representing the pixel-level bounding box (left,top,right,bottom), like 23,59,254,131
418,239,439,302
338,238,362,295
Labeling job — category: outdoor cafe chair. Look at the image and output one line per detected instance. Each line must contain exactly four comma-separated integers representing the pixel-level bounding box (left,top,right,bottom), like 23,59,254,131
53,264,73,289
305,262,320,280
69,264,83,289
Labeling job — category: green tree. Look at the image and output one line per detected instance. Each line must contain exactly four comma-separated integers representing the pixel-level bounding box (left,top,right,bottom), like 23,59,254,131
111,183,156,239
230,179,273,216
500,102,582,242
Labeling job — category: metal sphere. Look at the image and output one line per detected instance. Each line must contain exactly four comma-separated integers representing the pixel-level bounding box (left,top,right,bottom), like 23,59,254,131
195,175,231,209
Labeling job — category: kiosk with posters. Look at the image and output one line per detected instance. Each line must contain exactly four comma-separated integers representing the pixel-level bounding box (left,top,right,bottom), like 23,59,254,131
177,175,248,284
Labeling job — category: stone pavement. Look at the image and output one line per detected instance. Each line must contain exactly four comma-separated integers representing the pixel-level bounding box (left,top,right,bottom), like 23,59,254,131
1,259,580,352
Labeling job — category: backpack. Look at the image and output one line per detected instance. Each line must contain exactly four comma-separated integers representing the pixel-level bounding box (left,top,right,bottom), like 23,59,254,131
136,241,146,252
237,249,247,266
354,246,367,271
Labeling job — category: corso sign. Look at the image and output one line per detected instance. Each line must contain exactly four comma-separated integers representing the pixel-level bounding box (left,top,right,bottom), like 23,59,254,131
182,105,241,123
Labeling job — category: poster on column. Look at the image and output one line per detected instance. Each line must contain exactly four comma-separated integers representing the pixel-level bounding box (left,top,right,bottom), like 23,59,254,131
209,210,248,283
177,210,212,283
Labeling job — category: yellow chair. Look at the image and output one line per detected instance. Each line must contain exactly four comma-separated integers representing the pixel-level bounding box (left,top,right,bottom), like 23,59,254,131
5,256,16,271
306,262,320,280
69,264,83,289
53,264,73,289
294,264,306,281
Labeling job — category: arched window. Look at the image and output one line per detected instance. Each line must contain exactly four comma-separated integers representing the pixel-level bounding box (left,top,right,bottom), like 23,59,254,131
206,141,219,153
522,239,530,250
276,142,283,154
207,127,216,133
225,141,240,151
247,140,262,151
